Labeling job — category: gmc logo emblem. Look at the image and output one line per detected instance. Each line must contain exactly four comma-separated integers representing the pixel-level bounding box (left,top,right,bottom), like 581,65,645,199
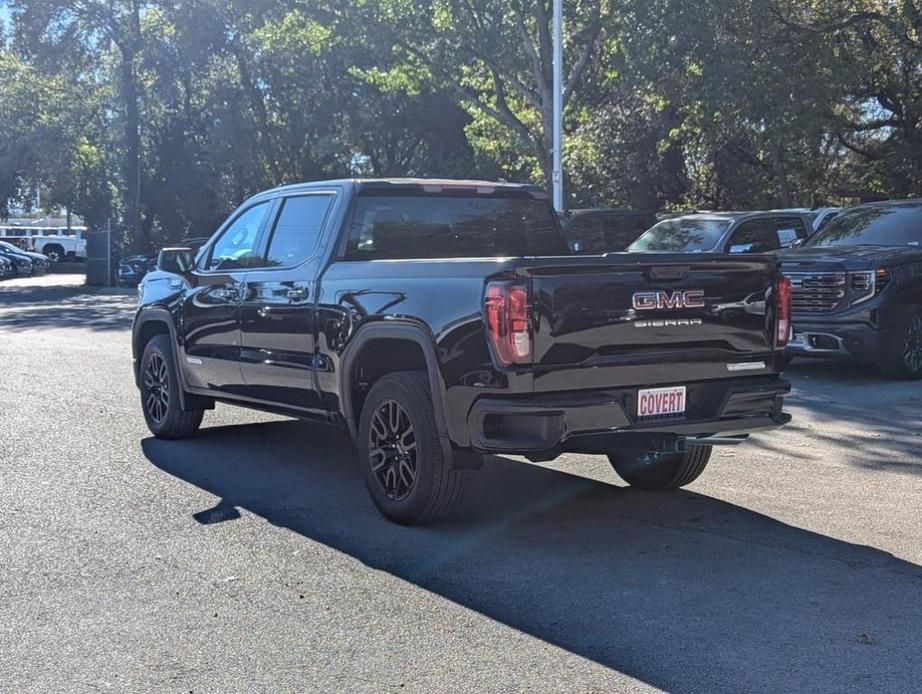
632,289,706,311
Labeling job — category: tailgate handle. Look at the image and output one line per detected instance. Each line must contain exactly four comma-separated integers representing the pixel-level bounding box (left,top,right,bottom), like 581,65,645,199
645,266,689,282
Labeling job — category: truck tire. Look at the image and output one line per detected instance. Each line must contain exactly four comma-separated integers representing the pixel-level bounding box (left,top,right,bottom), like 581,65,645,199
358,370,467,525
608,444,712,490
139,334,204,439
43,244,64,263
878,308,922,380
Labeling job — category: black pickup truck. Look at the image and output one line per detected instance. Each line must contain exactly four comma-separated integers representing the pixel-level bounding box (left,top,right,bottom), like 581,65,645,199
780,199,922,379
133,179,791,524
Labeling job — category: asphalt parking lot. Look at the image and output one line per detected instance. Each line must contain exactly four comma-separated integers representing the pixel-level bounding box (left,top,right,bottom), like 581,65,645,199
1,275,921,693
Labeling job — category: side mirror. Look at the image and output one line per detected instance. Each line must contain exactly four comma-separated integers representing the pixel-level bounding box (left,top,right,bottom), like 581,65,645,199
728,243,754,254
790,238,805,248
157,247,195,274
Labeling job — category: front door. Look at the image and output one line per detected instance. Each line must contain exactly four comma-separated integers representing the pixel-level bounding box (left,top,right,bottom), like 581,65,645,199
239,192,336,413
180,200,273,395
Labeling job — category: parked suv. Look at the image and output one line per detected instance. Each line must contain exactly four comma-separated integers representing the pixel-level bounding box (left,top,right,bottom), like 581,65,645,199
780,199,922,378
134,179,791,524
628,211,814,255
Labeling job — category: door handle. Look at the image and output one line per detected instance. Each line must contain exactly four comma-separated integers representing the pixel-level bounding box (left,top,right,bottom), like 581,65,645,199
287,288,307,301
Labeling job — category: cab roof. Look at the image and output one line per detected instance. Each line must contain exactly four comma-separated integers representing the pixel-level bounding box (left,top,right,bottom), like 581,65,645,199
255,178,548,200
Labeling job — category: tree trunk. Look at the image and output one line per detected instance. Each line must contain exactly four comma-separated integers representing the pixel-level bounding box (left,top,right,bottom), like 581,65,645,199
119,53,143,250
771,141,794,207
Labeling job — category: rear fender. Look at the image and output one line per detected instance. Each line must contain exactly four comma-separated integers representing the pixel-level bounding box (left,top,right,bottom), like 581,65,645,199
339,321,469,468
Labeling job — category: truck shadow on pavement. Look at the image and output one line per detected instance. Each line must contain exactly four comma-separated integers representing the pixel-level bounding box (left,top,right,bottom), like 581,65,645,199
0,283,135,331
143,420,922,692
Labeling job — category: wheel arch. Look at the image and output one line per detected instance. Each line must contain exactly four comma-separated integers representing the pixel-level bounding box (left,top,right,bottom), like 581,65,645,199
881,280,922,328
340,321,453,462
133,309,211,411
133,309,178,380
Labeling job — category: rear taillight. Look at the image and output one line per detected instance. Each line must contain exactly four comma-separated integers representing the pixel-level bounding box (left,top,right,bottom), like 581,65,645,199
485,281,532,367
776,275,792,347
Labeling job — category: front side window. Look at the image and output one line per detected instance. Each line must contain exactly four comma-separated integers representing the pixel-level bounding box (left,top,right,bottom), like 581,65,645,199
265,194,334,267
205,201,271,271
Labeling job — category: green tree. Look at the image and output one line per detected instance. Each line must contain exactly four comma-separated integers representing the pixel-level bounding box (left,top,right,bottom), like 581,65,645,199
362,0,610,189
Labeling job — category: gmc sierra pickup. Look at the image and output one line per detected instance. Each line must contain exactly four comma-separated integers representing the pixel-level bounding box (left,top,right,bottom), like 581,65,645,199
133,179,791,524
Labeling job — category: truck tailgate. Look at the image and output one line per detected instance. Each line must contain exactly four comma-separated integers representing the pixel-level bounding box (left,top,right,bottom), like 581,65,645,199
525,254,779,391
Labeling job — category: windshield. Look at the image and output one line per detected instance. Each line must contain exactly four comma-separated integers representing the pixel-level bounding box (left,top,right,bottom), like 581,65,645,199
627,218,729,253
806,205,922,247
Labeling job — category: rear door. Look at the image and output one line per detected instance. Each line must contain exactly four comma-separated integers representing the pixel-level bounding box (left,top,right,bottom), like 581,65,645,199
238,191,337,412
527,256,778,392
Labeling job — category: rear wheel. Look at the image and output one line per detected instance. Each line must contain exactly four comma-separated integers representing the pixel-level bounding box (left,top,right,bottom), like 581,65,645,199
139,335,203,439
879,309,922,380
43,245,64,263
608,444,712,490
358,370,467,525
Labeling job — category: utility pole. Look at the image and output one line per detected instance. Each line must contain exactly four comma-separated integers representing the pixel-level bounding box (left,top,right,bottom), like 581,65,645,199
552,0,564,213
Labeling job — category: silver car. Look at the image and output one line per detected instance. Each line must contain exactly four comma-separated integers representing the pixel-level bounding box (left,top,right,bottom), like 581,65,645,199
628,211,815,255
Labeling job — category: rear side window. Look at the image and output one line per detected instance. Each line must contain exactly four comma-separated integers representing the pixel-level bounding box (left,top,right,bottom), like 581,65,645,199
343,194,567,260
265,194,334,267
726,220,781,254
768,216,809,247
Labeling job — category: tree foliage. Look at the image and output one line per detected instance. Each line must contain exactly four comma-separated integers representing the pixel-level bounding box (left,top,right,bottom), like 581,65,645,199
1,0,922,248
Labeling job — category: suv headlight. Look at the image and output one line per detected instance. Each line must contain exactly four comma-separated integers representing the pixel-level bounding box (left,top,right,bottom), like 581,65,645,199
851,267,890,305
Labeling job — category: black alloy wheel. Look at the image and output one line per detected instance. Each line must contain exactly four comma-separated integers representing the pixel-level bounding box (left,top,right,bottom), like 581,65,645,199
368,399,418,501
357,370,468,525
143,352,171,425
901,313,922,375
138,334,204,439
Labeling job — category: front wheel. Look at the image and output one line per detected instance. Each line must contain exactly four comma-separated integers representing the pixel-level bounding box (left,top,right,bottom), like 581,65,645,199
358,370,467,525
608,444,712,490
878,309,922,380
139,335,204,439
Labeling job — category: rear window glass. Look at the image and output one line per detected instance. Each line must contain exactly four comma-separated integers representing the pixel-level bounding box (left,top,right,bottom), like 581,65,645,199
344,194,567,260
628,218,729,253
806,205,922,247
